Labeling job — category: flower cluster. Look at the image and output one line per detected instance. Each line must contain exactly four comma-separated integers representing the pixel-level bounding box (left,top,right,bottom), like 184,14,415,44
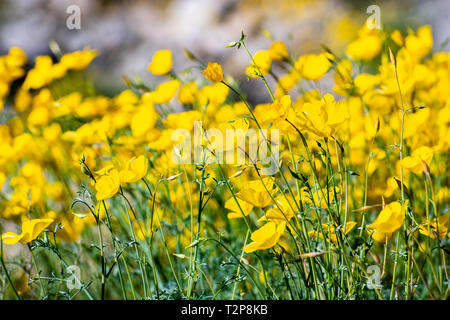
0,23,448,300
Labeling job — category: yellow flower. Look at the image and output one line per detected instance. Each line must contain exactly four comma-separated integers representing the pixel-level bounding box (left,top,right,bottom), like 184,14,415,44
28,106,51,128
367,200,409,242
295,53,332,80
59,48,99,71
178,81,198,104
243,221,286,253
269,41,288,61
346,35,382,61
225,197,254,219
22,55,54,89
418,215,449,240
95,169,120,200
131,105,159,137
295,93,349,137
119,155,148,184
236,178,275,208
145,79,180,104
333,59,353,96
405,25,433,60
258,194,298,223
391,30,404,46
271,94,292,119
165,110,202,131
95,164,116,177
308,221,357,243
148,49,172,75
202,62,223,82
1,218,53,245
246,50,271,78
197,83,229,106
399,146,433,174
0,171,5,190
275,72,300,96
354,73,380,95
6,47,27,69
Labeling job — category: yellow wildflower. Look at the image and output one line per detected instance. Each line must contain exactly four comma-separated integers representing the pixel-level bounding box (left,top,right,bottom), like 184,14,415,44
95,169,121,200
295,53,332,80
269,41,288,61
119,155,148,184
225,197,254,219
346,35,382,61
202,62,223,82
419,215,449,240
243,221,286,253
367,200,409,242
399,146,433,174
1,218,53,245
148,49,172,75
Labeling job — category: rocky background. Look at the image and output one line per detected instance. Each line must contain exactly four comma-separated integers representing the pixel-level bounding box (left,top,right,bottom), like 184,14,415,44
0,0,448,100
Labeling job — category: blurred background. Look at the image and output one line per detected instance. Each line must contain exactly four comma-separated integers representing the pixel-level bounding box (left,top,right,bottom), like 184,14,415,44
0,0,448,100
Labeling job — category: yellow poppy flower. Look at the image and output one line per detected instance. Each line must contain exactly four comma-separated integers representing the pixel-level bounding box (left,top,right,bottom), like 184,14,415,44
246,50,271,78
197,82,229,106
295,93,349,137
119,155,148,184
59,48,99,71
131,105,158,137
367,200,409,237
148,49,172,75
236,178,275,208
405,25,433,60
419,215,449,240
269,41,288,61
354,73,380,95
95,169,120,200
1,218,53,245
95,164,116,177
295,53,332,80
275,72,300,96
333,59,353,96
22,55,54,90
243,221,286,253
225,197,254,219
202,62,223,82
346,35,382,61
258,194,297,223
178,81,198,104
145,79,180,104
398,146,433,174
366,228,392,243
165,110,202,131
391,30,404,46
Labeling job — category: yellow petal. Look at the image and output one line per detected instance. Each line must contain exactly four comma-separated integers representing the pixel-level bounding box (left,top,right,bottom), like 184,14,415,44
148,49,172,75
202,62,223,82
225,197,253,219
1,232,25,245
20,218,54,242
95,169,121,200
